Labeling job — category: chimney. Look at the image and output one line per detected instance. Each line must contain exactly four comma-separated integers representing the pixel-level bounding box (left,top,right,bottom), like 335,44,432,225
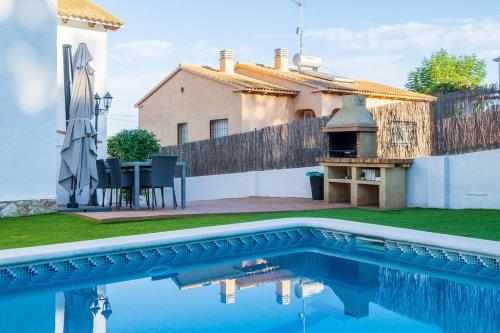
274,48,289,71
219,49,234,74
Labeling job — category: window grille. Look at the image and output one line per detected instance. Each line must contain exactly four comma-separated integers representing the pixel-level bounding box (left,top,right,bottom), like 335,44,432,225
389,121,416,147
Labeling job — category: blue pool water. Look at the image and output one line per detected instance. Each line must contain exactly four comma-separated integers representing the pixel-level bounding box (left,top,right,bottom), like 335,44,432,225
0,228,499,332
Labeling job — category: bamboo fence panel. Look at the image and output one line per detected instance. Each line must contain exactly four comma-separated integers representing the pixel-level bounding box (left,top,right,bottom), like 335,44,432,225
162,118,329,176
369,102,432,158
162,88,500,176
431,87,500,155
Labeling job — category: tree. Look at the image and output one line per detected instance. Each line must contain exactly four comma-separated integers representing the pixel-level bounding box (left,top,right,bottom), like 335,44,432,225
107,129,161,162
406,49,486,95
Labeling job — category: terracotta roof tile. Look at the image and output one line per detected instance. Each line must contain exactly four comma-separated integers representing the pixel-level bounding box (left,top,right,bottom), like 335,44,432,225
181,65,298,95
236,63,436,102
58,0,124,27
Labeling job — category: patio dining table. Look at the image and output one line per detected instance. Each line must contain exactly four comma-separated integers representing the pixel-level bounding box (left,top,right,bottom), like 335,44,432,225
121,160,187,210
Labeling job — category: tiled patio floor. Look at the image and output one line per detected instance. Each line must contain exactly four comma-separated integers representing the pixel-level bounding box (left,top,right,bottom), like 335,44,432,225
76,196,347,223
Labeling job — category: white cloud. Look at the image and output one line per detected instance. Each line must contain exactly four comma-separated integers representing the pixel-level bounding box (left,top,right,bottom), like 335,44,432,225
0,0,14,21
306,17,500,52
300,17,500,86
112,40,174,62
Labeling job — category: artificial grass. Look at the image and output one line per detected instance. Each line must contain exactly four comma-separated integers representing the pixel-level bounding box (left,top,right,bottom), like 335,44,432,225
0,208,499,250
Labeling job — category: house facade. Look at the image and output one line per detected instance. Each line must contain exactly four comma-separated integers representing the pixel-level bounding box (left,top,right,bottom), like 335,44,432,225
0,0,123,218
137,48,435,146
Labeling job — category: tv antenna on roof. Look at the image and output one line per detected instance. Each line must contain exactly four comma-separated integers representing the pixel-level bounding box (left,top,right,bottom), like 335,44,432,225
289,0,321,71
290,0,304,55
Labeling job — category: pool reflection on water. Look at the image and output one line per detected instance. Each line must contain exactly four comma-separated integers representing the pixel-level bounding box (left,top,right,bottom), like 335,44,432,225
0,250,499,333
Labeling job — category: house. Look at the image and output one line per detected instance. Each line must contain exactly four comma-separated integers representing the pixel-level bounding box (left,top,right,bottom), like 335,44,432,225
0,0,123,218
136,48,435,146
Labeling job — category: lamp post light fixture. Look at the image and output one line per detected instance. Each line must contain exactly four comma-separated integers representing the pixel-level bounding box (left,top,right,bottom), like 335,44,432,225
90,91,113,206
90,294,113,319
494,57,500,89
94,91,113,147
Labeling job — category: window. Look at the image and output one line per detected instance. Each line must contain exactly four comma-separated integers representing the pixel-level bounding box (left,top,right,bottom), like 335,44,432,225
303,110,315,120
210,119,228,139
389,121,416,147
177,123,187,144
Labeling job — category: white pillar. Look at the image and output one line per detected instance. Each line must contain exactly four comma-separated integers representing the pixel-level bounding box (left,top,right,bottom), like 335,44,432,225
54,292,65,333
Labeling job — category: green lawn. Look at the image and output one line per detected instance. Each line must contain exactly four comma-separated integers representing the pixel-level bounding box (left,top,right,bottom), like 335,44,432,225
0,208,499,250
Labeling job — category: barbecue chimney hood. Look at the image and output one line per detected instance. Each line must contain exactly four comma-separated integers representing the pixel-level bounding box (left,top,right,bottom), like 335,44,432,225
322,95,378,158
324,95,377,131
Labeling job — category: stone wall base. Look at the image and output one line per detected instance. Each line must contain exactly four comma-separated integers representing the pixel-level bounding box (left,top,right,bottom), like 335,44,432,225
0,199,57,218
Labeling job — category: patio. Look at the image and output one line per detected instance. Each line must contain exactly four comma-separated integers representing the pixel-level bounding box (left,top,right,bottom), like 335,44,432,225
76,196,346,223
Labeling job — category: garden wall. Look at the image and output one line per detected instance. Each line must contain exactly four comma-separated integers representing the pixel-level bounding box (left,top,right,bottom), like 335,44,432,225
174,149,500,209
407,148,500,209
173,166,322,201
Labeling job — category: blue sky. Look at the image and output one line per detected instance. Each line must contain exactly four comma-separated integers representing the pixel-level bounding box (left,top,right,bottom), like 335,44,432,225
93,0,500,134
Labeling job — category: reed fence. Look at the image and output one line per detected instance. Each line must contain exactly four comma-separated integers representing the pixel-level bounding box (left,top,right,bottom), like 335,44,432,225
431,86,500,155
162,117,329,176
162,87,500,176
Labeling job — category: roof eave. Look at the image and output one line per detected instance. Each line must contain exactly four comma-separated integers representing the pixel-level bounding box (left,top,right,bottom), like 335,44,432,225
321,88,436,102
58,14,124,29
237,89,299,96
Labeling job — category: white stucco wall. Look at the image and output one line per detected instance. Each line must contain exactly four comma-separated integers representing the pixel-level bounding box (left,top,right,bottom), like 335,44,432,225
407,149,500,209
174,149,500,210
0,0,57,202
56,20,110,204
173,166,322,201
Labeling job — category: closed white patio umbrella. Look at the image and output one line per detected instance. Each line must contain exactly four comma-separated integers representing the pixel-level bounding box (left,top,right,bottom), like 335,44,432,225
58,43,98,205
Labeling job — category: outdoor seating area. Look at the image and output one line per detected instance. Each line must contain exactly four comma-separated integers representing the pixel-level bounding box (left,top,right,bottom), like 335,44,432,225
96,156,187,211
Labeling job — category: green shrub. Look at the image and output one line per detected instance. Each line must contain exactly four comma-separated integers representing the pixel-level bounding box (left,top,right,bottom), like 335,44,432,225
107,129,161,162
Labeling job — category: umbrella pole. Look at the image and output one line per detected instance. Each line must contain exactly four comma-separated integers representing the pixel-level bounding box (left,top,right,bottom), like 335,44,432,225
89,112,99,206
67,177,79,209
63,44,78,209
89,175,98,206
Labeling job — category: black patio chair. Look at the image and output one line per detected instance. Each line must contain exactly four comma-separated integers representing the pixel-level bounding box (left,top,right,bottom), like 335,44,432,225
106,158,134,210
96,159,111,207
140,155,178,209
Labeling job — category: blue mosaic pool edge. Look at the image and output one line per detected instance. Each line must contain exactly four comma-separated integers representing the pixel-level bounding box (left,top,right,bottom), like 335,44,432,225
1,227,498,284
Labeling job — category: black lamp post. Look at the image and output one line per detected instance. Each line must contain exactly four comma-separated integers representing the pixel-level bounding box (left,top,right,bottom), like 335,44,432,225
90,91,113,206
94,91,113,147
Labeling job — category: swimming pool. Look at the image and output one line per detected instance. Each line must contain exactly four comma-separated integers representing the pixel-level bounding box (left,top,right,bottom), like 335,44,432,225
0,219,499,332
